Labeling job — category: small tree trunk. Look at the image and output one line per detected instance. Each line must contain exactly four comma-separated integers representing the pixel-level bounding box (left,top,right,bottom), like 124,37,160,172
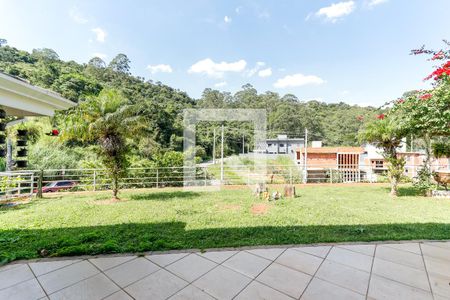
390,177,398,197
112,174,119,200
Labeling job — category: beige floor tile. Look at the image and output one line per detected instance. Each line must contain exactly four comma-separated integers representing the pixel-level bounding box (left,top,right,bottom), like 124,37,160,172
424,241,450,250
293,246,331,258
376,245,425,270
125,269,188,300
198,250,237,264
256,263,311,299
326,247,373,272
428,272,450,298
169,284,215,300
424,255,450,277
315,260,370,294
0,263,24,273
0,264,34,290
89,256,135,271
38,261,99,294
372,258,430,291
103,290,133,300
384,243,421,255
49,273,119,300
193,265,251,299
223,251,271,278
104,257,159,288
275,249,323,275
246,248,286,261
30,260,81,277
166,254,217,282
421,244,450,262
0,278,46,300
368,274,433,300
301,277,365,300
146,253,189,267
235,280,294,300
338,244,375,256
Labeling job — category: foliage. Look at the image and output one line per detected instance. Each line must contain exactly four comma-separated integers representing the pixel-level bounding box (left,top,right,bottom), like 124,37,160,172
413,166,435,196
61,89,149,198
432,141,450,158
359,117,406,196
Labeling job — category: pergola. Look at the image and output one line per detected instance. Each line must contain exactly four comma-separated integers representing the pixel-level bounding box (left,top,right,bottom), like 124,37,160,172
0,71,75,117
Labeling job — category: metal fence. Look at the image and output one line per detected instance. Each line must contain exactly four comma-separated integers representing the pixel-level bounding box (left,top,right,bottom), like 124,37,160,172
0,162,448,200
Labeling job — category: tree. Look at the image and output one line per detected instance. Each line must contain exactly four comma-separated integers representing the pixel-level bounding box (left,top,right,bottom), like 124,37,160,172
61,89,148,199
108,54,131,74
359,116,406,196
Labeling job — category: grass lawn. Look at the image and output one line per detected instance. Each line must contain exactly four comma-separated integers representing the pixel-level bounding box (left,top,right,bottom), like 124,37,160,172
1,184,450,264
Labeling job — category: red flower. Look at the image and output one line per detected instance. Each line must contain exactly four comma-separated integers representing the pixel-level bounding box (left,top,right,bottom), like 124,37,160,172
397,99,405,104
376,114,385,120
431,51,444,60
419,93,432,100
425,60,450,80
52,129,59,136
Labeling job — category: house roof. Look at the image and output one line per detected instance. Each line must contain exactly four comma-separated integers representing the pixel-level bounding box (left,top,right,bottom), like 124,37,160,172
0,71,75,116
297,147,365,154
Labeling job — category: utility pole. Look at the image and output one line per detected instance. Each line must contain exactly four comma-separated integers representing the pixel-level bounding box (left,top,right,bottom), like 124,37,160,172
242,134,245,154
212,128,216,164
303,128,308,183
220,124,224,182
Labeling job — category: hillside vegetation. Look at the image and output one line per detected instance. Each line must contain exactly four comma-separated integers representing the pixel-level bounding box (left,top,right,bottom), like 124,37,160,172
0,41,378,170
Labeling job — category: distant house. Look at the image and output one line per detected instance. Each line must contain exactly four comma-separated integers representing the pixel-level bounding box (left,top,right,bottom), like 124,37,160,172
294,143,449,183
265,135,305,155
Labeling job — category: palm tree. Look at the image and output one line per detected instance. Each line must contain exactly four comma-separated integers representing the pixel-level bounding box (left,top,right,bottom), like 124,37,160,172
62,89,148,199
359,117,406,196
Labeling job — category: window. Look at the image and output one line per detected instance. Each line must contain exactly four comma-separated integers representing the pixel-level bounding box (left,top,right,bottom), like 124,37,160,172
375,160,384,168
279,144,285,147
267,143,272,147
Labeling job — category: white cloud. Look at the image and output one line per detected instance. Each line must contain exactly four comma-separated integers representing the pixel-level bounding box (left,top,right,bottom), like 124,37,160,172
258,68,272,78
368,0,388,7
92,52,107,60
214,81,227,88
246,61,266,77
224,16,232,23
69,6,88,24
316,1,355,22
91,27,107,43
188,58,247,77
147,64,173,74
274,73,325,88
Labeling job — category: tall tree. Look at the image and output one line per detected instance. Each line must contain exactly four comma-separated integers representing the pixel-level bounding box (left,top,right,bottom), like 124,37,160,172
359,117,406,196
61,89,148,199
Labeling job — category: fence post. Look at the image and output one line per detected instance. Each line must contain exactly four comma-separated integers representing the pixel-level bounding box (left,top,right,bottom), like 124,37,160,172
29,173,34,197
156,169,159,188
289,167,293,185
204,168,207,186
330,168,333,184
93,170,97,191
37,170,43,198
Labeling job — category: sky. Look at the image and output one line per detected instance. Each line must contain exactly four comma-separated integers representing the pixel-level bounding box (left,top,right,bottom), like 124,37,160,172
1,0,449,106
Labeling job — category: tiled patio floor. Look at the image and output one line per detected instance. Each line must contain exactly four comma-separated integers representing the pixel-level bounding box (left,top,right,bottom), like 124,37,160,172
1,241,449,300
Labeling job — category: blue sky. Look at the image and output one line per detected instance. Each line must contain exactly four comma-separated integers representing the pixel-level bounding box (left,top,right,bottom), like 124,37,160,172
1,0,449,106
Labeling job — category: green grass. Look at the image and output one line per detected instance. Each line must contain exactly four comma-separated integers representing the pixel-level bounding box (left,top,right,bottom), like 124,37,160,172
1,184,450,264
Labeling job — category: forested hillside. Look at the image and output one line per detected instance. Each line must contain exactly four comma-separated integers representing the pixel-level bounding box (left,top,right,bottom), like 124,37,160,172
0,41,380,169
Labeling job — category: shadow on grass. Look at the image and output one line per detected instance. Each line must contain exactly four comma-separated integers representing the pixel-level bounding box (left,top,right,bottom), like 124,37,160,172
2,221,450,264
128,191,202,201
382,186,423,197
